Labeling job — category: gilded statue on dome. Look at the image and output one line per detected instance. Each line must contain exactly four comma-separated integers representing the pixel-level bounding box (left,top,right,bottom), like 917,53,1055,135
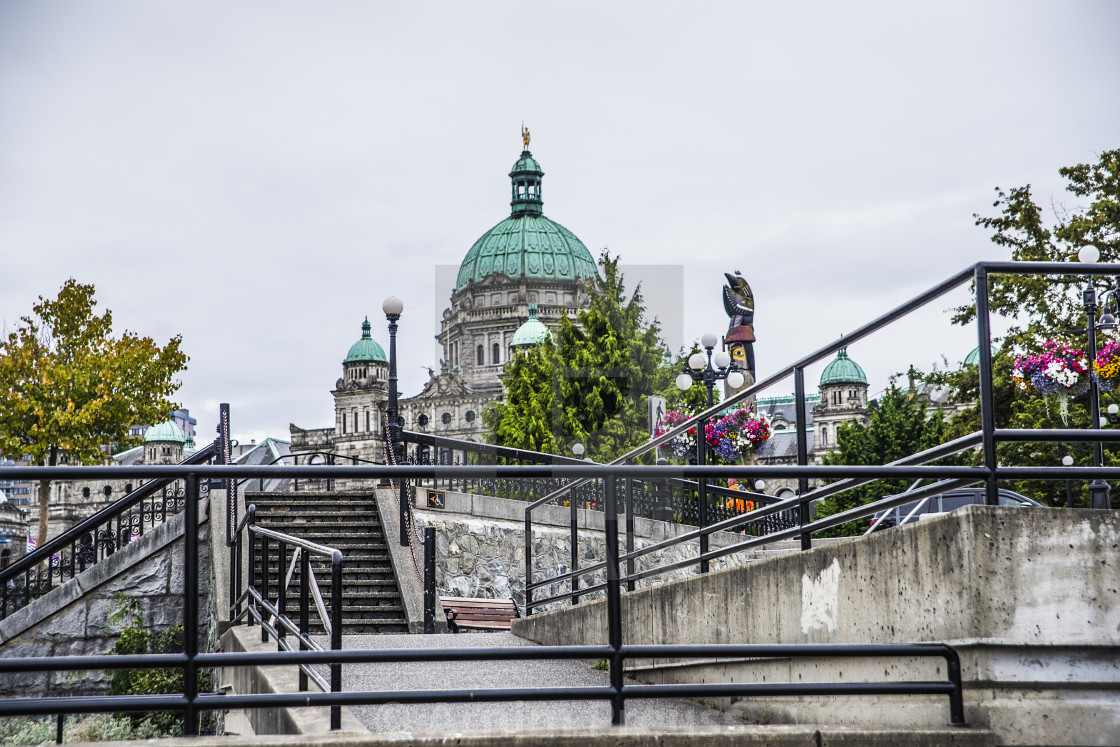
521,123,531,149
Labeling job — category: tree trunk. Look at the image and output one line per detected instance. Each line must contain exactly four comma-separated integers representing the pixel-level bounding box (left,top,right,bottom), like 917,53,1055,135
36,445,57,550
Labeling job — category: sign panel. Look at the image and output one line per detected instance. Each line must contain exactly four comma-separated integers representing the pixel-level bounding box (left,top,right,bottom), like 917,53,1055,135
648,395,667,436
426,489,446,509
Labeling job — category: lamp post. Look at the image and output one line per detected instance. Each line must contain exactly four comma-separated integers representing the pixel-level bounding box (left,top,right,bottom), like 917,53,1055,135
1077,246,1115,510
675,333,746,573
383,295,408,545
1062,455,1074,508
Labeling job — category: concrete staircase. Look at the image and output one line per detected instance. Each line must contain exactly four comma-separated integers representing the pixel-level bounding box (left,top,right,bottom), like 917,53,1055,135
246,491,408,634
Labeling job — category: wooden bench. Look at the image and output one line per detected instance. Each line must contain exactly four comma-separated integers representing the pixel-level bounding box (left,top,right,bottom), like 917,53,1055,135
441,596,521,632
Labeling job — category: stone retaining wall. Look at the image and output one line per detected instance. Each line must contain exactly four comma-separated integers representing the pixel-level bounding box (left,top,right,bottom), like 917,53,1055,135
411,488,773,612
0,510,213,697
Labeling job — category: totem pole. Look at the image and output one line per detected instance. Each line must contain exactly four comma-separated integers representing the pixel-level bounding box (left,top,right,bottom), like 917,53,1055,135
722,270,755,400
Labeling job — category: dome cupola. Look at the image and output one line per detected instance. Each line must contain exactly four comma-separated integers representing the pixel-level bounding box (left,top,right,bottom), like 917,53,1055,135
144,420,186,443
820,347,867,386
510,302,552,349
345,317,387,364
455,130,599,291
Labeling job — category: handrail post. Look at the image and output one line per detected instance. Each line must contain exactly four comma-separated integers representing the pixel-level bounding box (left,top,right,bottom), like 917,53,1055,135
794,366,812,550
183,472,199,737
246,505,257,627
569,485,579,605
423,527,436,633
975,265,999,506
260,532,270,643
698,414,710,572
298,547,309,692
399,467,410,548
330,549,343,731
604,475,625,725
276,540,287,650
524,510,533,615
943,647,967,727
624,469,635,592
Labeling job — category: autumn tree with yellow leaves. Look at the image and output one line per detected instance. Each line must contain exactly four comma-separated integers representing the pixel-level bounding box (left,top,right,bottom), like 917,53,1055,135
0,280,188,547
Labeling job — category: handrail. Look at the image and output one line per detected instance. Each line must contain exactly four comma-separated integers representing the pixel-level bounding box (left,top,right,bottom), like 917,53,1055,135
0,441,219,587
402,429,589,466
249,524,341,559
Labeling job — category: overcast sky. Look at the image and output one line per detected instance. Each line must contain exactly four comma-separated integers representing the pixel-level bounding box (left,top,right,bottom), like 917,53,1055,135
1,2,1118,444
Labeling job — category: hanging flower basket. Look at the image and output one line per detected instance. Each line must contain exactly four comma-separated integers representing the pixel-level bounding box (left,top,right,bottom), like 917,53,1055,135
1094,339,1120,392
1012,341,1090,395
656,407,771,465
1013,340,1090,424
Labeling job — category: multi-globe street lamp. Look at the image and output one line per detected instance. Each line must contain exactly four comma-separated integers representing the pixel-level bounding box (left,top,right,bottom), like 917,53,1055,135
675,333,745,572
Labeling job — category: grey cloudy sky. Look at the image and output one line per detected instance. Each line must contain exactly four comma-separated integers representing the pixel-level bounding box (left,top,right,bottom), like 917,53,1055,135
1,2,1118,444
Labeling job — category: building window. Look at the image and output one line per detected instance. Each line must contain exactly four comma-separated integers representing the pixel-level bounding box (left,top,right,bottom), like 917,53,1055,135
365,411,370,432
125,483,133,493
820,427,828,446
418,414,429,428
103,485,112,498
342,414,346,434
477,345,484,365
353,412,359,432
82,487,90,498
441,412,452,425
465,410,476,423
492,342,500,365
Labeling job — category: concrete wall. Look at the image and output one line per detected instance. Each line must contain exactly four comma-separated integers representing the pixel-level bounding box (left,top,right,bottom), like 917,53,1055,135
512,506,1120,747
0,508,213,697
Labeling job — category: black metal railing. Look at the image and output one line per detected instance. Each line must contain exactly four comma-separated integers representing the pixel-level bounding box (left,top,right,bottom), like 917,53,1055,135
520,259,1120,610
0,461,979,733
229,504,344,730
0,442,219,620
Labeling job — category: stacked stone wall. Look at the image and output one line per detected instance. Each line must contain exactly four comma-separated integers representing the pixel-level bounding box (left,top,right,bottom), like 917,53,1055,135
0,512,212,697
412,490,759,612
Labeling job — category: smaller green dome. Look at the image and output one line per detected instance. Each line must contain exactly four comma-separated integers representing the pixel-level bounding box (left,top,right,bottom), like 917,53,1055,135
511,151,542,175
145,420,186,443
820,347,867,386
345,317,387,363
963,344,997,367
510,303,552,348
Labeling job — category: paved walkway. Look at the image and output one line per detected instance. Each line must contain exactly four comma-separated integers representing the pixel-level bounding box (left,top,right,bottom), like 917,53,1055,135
325,632,748,733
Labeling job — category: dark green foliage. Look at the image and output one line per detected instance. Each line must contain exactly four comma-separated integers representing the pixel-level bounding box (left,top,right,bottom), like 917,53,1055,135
814,386,959,535
930,149,1120,505
484,251,676,462
105,595,214,737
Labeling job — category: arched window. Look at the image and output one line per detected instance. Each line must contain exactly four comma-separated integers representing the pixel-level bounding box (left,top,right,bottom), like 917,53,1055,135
125,483,133,493
441,412,452,425
465,410,476,423
477,345,484,365
820,427,828,446
418,414,429,428
82,487,91,499
492,342,500,365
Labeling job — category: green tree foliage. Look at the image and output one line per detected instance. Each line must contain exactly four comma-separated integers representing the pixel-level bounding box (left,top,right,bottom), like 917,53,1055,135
484,251,674,462
814,385,956,535
0,280,188,545
927,150,1120,506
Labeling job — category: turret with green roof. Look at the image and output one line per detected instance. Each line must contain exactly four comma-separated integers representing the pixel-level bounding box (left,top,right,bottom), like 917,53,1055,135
510,302,552,350
345,317,387,364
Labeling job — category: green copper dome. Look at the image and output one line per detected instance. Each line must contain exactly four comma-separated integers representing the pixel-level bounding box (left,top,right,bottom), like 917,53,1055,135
145,420,186,443
455,146,599,291
820,347,867,386
344,317,387,363
963,344,997,367
510,303,552,348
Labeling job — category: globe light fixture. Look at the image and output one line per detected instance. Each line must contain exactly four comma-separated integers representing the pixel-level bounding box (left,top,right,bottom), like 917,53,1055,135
572,442,585,458
675,372,694,391
1078,245,1101,264
382,295,404,316
688,352,706,371
1062,455,1074,467
727,371,745,389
